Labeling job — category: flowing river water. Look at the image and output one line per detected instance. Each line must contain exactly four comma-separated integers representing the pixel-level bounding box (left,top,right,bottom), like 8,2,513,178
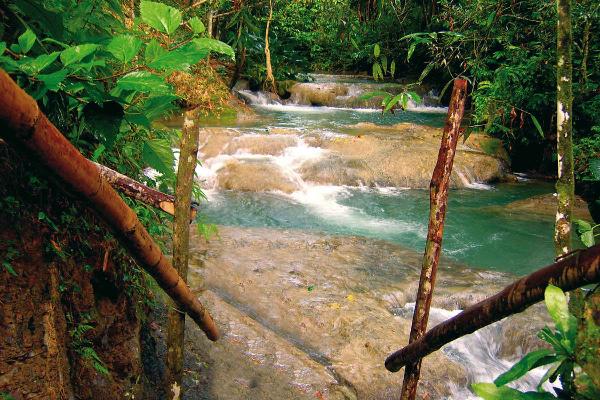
178,75,559,399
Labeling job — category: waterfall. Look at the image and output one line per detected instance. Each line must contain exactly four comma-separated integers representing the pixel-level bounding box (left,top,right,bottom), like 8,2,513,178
455,166,493,190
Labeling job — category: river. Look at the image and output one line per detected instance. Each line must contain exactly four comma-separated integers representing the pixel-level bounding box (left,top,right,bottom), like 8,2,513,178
180,75,558,399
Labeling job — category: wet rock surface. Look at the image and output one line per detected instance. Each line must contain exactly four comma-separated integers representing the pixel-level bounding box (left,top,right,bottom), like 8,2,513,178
198,123,507,193
174,226,548,399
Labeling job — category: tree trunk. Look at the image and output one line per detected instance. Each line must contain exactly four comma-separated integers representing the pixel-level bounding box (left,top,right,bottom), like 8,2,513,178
580,18,590,85
207,9,214,38
555,0,574,257
94,162,197,220
263,0,277,93
0,68,219,341
400,78,468,400
385,243,600,372
230,22,246,88
166,110,201,399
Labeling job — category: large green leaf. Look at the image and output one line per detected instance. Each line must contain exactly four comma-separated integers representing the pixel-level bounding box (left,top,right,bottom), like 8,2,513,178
359,91,389,101
471,383,555,400
142,138,175,178
544,285,578,346
106,35,142,63
37,70,69,91
144,39,166,63
493,349,556,386
116,71,171,94
83,101,124,149
574,219,595,247
148,41,209,71
191,38,235,59
18,29,36,54
18,51,59,74
60,44,99,66
188,16,205,35
140,0,182,35
530,114,545,138
374,43,380,57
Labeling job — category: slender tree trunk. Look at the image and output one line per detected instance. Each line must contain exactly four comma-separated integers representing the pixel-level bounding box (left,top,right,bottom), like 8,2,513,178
207,9,214,38
263,0,277,93
166,109,201,399
400,79,468,400
580,18,590,85
555,0,574,257
385,242,600,372
230,22,246,88
0,69,219,340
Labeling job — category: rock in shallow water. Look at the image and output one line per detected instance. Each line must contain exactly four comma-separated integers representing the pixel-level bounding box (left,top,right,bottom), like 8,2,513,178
181,226,548,399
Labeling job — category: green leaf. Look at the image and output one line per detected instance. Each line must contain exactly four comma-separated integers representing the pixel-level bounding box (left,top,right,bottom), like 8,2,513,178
544,285,577,345
106,35,142,63
407,91,421,105
83,101,124,149
471,383,555,400
142,138,175,177
37,70,69,91
60,44,99,66
381,55,388,74
148,41,209,71
189,16,205,34
372,63,383,81
18,51,60,75
144,39,166,63
0,41,7,55
418,63,435,83
116,71,171,94
374,43,380,57
384,93,404,112
390,60,396,78
191,38,235,59
359,91,389,101
589,158,600,180
530,114,545,138
91,144,106,161
407,42,417,61
140,0,182,35
18,29,36,54
581,230,595,247
493,349,555,386
2,261,17,276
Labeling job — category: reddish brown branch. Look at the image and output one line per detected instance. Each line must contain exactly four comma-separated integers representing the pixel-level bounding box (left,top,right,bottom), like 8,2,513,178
0,69,218,341
385,244,600,372
400,78,468,400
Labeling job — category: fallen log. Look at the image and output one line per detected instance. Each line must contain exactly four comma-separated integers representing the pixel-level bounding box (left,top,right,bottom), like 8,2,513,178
93,162,198,221
0,68,219,341
385,244,600,373
400,78,468,400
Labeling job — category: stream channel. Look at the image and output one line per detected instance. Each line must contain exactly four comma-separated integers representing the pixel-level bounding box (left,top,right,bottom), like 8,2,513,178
176,75,558,400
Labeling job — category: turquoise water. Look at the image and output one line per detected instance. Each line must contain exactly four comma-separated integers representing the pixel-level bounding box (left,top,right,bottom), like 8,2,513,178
200,182,556,276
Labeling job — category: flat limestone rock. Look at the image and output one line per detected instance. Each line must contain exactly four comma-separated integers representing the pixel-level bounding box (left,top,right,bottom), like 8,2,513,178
183,226,547,399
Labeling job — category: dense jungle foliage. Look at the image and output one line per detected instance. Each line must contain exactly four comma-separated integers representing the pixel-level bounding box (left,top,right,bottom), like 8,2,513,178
0,1,598,398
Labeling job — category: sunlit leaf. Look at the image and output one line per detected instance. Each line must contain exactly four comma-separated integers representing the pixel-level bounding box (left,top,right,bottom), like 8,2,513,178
544,285,577,346
18,29,36,54
116,71,171,94
530,114,544,138
374,43,380,57
18,51,59,74
106,35,142,63
471,383,555,399
148,41,209,71
189,16,205,34
140,0,182,35
493,349,555,386
60,44,99,66
191,38,235,59
390,60,396,78
37,69,69,91
143,138,175,178
144,39,166,63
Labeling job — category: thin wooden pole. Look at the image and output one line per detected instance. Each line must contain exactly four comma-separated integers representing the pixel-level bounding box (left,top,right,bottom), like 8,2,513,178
400,78,468,400
385,244,600,372
0,69,219,341
166,109,201,399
